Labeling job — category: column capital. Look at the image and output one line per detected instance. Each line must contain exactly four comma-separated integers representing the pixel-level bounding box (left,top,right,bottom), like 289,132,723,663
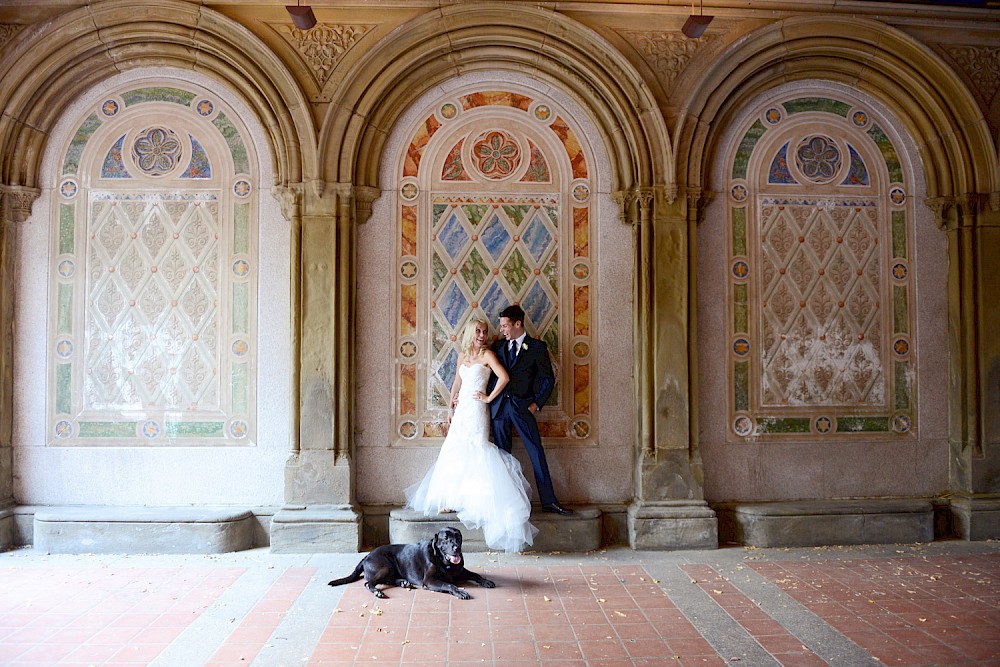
0,185,40,224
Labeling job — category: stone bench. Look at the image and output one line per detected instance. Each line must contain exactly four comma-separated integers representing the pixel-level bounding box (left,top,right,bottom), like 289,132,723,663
389,506,602,552
715,499,934,547
33,506,255,554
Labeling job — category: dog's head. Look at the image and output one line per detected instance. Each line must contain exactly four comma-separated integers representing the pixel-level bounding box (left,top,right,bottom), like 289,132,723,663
434,527,464,565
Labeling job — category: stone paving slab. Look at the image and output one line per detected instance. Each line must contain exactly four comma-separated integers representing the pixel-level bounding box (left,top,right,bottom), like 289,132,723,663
0,540,998,665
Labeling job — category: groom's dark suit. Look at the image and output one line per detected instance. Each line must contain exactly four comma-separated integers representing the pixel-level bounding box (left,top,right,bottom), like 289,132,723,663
488,335,559,506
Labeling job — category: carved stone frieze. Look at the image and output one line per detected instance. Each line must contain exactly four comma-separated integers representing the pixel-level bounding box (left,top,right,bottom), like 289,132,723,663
941,45,1000,104
0,24,23,53
618,30,716,93
275,23,374,87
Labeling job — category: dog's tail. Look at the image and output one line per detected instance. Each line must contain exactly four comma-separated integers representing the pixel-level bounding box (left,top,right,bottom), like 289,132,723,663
328,558,365,587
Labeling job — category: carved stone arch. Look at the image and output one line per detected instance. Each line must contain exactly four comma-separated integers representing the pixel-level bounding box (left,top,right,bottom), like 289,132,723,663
674,16,998,204
0,0,315,191
321,4,672,200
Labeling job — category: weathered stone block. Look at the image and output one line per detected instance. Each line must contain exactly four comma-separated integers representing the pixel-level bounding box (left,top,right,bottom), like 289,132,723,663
951,496,1000,541
389,506,602,552
628,501,718,550
269,505,361,553
33,507,255,554
715,499,933,547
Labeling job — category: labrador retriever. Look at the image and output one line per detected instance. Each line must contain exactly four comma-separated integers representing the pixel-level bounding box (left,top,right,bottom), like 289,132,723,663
328,526,495,599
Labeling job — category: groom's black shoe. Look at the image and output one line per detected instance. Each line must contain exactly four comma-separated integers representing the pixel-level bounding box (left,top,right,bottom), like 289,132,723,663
542,503,574,516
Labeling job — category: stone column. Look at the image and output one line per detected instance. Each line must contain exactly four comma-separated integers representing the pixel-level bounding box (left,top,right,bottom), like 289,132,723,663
934,194,1000,539
623,186,718,549
269,183,366,552
0,186,38,550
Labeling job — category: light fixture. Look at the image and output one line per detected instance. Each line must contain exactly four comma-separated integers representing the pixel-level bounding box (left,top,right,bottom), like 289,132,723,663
286,1,317,30
682,0,713,38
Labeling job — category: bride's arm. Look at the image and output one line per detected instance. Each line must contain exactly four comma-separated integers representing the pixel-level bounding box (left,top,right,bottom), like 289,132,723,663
479,351,509,403
450,353,465,411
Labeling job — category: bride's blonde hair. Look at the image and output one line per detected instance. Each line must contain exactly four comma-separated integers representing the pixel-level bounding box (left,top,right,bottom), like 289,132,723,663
459,318,489,357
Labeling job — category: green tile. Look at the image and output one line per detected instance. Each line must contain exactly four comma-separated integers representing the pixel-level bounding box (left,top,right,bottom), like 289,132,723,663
78,421,137,437
63,113,101,175
460,247,489,295
122,87,196,107
732,120,767,180
838,415,890,432
166,421,226,438
545,205,559,228
732,207,747,256
432,251,448,293
502,248,530,295
56,363,72,415
782,97,851,117
867,124,903,182
756,417,811,434
893,285,909,334
233,283,248,334
892,210,907,259
433,203,448,223
462,204,489,226
733,284,748,333
233,362,248,414
234,204,250,255
59,204,75,255
734,361,749,411
895,361,910,410
502,204,529,227
432,315,449,356
543,316,559,358
212,112,250,174
57,284,72,334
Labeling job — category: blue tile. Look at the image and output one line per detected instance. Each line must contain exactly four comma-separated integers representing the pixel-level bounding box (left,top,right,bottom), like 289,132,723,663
481,213,511,261
439,280,469,329
438,213,470,262
522,213,553,263
480,281,511,322
522,280,553,329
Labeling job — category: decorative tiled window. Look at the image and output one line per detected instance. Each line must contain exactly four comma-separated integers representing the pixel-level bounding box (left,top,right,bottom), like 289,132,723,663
727,97,915,439
394,90,596,444
49,85,258,445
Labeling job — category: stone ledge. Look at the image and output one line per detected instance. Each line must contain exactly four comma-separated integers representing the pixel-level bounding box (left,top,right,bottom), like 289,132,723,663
33,506,255,554
0,507,14,553
715,499,934,547
389,506,602,552
269,505,361,553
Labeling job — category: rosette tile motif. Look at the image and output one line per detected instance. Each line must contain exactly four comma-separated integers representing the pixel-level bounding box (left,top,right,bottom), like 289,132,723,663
472,130,521,179
131,127,182,176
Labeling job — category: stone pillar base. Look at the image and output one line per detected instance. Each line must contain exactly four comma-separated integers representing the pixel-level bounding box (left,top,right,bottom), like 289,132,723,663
0,506,14,552
270,505,361,553
951,496,1000,540
627,501,718,550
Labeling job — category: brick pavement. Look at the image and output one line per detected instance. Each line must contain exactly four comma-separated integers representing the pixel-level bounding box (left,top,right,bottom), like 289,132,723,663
0,540,997,666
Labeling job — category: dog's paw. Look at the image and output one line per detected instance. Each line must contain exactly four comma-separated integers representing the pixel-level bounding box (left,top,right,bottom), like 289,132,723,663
480,578,496,588
373,589,387,599
454,589,472,600
396,579,414,589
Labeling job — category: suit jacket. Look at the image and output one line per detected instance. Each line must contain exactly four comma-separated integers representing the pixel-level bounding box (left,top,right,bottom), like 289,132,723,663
488,335,555,418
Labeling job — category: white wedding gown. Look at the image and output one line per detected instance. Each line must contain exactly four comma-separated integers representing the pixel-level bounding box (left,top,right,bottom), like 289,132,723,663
406,363,538,553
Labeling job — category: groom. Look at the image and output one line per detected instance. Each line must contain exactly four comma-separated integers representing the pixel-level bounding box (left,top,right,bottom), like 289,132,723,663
488,305,573,515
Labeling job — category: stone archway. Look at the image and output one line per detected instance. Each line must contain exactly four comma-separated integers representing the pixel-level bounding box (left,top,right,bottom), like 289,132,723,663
677,16,1000,542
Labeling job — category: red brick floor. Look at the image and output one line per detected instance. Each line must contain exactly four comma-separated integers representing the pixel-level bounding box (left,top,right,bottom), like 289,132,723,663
750,554,1000,666
0,545,997,666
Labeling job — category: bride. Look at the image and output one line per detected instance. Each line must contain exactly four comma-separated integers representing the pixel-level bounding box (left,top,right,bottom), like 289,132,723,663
406,318,538,553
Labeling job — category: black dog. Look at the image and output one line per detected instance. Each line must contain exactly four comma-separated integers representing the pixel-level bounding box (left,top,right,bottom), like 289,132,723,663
328,527,495,599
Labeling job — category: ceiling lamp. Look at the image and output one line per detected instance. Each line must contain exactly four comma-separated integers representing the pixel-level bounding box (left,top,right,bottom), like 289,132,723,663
286,1,317,30
682,0,713,38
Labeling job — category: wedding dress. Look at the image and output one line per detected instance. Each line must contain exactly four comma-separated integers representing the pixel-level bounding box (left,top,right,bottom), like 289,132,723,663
406,363,538,553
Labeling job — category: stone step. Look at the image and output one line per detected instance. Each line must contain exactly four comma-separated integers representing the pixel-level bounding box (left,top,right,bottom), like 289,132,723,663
34,506,255,554
388,506,601,552
715,499,934,547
